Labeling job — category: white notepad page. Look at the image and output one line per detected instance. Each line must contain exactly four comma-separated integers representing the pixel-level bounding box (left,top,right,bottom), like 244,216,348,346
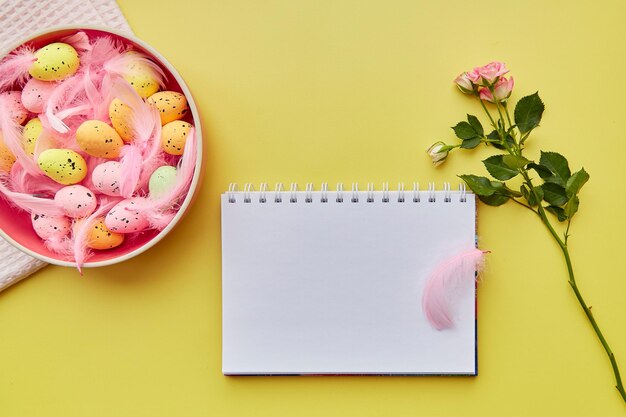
222,185,477,375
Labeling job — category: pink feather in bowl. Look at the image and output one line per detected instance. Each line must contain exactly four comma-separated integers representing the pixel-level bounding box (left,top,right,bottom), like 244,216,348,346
0,26,203,270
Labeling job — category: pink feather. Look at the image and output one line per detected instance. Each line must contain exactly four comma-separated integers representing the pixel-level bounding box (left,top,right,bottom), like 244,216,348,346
44,75,83,133
103,52,166,89
10,162,62,196
60,31,91,53
422,248,487,330
0,177,63,215
119,144,143,197
0,45,36,92
111,79,161,196
0,95,41,177
140,128,197,230
71,198,120,273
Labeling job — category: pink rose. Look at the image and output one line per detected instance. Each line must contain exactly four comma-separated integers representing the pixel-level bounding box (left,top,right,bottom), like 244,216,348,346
479,87,494,102
479,77,514,103
454,73,474,94
466,69,481,83
475,61,509,85
492,76,514,101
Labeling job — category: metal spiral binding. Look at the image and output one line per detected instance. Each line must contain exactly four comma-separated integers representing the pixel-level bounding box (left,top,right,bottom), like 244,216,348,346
336,183,344,203
243,183,254,203
274,183,284,203
227,182,469,203
259,183,268,203
413,182,420,202
305,183,314,203
228,183,238,203
428,182,436,202
321,183,329,203
289,183,298,203
351,183,359,202
367,183,375,203
397,182,405,202
382,182,390,202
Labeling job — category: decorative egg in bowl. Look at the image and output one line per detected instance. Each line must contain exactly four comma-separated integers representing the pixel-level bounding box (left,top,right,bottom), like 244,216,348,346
0,27,203,270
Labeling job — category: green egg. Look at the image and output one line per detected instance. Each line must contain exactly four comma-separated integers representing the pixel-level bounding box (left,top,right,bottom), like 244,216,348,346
149,165,177,199
29,42,80,81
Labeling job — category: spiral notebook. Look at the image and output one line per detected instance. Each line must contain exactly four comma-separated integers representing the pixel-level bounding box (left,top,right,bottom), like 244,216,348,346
221,183,477,375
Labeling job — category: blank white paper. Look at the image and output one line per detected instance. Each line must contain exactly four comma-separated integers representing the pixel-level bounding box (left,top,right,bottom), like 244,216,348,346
221,190,476,375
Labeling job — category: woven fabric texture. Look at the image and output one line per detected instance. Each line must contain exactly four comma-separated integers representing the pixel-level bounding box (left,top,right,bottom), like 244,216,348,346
0,0,132,291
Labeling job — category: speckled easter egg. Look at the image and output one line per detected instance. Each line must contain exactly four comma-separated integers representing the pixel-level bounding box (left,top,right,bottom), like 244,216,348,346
54,185,97,218
146,91,188,125
104,198,150,233
122,54,161,99
29,42,80,81
148,165,177,199
160,120,192,155
91,161,122,196
108,98,134,142
21,78,56,113
75,120,124,158
37,149,87,185
22,118,43,156
0,133,16,173
86,219,124,250
1,91,28,125
31,212,70,240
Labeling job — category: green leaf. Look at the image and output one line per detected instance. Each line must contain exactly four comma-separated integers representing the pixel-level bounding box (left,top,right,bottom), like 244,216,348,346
459,174,496,196
487,130,499,141
483,155,519,180
460,137,481,149
545,205,567,222
539,151,571,187
479,193,509,206
514,92,545,134
527,185,544,207
541,183,568,206
565,168,590,198
503,155,530,169
491,133,516,151
452,121,479,140
565,195,579,219
467,114,484,137
527,162,552,179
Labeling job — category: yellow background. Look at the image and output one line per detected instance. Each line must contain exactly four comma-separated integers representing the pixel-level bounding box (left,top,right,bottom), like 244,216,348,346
1,0,625,415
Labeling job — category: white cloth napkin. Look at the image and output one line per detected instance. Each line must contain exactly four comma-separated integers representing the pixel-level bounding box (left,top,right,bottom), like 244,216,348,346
0,0,132,291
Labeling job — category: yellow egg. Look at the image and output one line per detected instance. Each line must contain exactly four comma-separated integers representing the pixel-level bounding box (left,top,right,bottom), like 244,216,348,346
76,120,124,158
22,118,43,156
122,53,161,99
146,91,189,125
86,219,125,250
108,98,134,142
37,149,87,185
0,132,16,173
161,120,192,155
29,42,80,81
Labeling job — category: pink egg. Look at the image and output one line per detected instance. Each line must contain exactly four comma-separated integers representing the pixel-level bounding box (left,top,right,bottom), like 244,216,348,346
104,198,150,233
91,161,122,196
1,91,28,125
54,185,97,218
31,212,70,240
21,78,57,113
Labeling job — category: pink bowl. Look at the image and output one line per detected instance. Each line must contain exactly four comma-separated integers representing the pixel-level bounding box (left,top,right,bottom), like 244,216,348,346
0,26,203,268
